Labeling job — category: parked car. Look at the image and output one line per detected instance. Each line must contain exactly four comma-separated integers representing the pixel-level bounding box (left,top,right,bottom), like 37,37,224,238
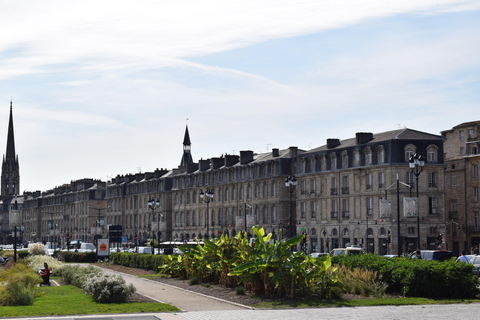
78,243,96,253
329,246,364,257
467,255,480,276
309,252,328,258
410,250,454,262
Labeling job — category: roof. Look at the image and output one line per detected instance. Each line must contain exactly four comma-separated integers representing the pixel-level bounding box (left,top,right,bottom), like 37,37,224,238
308,128,444,153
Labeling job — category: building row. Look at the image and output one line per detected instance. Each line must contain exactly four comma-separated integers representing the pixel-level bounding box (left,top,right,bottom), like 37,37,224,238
1,102,479,256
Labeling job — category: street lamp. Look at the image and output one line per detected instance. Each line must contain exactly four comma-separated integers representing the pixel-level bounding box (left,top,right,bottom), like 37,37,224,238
409,153,425,249
200,188,214,238
89,207,106,244
148,198,161,255
285,175,297,240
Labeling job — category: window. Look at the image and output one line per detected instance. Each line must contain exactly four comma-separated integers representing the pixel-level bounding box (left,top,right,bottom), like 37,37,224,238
460,147,465,155
469,129,474,138
366,173,373,190
406,171,414,188
331,200,338,218
255,184,259,198
272,182,276,197
263,206,267,223
365,148,372,165
460,130,464,140
473,165,478,179
342,152,348,168
311,201,316,219
263,183,268,198
427,146,437,162
452,175,456,188
429,197,437,214
378,146,385,163
331,177,337,195
342,199,349,217
272,206,276,223
428,172,437,188
405,145,415,162
407,227,416,235
310,179,316,194
474,186,479,202
342,176,349,194
300,180,306,195
379,172,385,188
367,197,373,216
331,153,337,170
301,202,306,219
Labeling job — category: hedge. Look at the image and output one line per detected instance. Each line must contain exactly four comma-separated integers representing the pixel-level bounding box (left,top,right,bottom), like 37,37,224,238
109,252,165,271
331,254,479,299
57,251,97,263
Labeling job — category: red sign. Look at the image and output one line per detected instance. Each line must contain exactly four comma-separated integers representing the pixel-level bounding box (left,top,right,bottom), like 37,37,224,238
99,243,107,251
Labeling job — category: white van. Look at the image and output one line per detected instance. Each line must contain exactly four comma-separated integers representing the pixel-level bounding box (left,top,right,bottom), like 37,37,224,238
78,243,96,253
137,246,152,254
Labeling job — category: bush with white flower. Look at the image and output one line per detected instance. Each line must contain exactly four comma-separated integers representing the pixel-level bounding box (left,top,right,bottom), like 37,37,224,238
27,243,45,256
26,255,64,274
83,273,136,303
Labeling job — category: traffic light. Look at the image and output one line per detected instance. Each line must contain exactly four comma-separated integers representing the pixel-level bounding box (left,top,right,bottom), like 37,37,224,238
437,234,443,245
66,234,70,249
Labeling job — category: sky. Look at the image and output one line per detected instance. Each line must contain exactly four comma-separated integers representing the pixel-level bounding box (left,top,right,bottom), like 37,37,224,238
0,0,479,192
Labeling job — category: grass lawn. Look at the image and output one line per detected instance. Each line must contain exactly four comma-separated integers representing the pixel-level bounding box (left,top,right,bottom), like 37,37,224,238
1,285,180,318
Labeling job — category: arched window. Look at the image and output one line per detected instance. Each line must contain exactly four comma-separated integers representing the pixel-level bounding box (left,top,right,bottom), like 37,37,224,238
405,144,416,162
427,145,438,163
353,149,360,167
342,151,348,168
377,146,385,163
365,147,372,165
330,153,337,170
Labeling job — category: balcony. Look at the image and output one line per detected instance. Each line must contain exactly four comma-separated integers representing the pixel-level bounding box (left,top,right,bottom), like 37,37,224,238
330,188,337,196
449,211,458,219
467,226,480,233
342,211,349,219
341,187,349,195
366,184,372,190
331,212,338,219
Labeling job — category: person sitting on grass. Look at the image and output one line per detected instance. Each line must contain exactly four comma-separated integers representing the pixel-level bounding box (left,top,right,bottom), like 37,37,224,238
40,263,51,282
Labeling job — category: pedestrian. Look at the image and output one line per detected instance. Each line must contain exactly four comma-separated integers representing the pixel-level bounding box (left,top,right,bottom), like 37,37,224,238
39,262,51,281
456,251,470,263
474,245,479,255
413,249,422,259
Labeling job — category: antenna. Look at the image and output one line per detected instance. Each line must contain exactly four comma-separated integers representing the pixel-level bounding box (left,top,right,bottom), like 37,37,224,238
265,143,271,151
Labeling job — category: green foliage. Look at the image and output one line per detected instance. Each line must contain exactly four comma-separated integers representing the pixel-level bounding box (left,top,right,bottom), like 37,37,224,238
57,251,96,263
332,254,480,299
17,251,29,259
0,263,40,306
109,252,165,271
159,227,339,299
188,277,199,285
336,265,381,297
235,286,245,295
83,274,136,303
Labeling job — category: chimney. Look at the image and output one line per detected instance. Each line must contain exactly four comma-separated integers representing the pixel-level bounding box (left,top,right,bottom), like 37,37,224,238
199,159,210,171
225,155,239,167
356,132,373,145
240,150,254,164
272,148,280,157
327,138,340,149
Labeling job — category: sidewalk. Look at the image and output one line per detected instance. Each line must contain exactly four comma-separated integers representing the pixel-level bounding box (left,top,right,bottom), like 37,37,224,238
99,266,252,320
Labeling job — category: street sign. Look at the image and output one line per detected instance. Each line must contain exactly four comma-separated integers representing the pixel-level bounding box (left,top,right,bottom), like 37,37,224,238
109,225,122,243
97,239,109,257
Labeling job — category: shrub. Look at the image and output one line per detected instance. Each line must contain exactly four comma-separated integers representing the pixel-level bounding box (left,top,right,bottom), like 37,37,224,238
27,243,45,256
109,252,165,271
58,265,103,288
57,251,96,263
336,265,380,297
83,274,136,303
26,255,65,274
188,277,199,285
0,263,40,306
235,286,245,295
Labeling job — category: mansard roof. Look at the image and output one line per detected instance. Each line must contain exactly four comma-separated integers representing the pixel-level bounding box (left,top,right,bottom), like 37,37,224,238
308,128,444,153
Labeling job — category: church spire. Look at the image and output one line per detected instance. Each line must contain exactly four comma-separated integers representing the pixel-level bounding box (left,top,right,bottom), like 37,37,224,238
2,100,20,198
180,125,193,167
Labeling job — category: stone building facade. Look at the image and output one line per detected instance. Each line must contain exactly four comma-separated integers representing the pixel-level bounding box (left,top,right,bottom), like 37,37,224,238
442,121,480,255
22,179,106,245
296,129,446,255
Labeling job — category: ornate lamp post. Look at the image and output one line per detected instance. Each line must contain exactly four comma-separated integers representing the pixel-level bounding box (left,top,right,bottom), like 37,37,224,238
148,198,161,255
200,188,214,238
409,153,425,249
285,175,297,240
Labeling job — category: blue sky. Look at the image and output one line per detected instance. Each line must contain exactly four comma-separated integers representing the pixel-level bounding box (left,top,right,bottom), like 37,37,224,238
0,0,479,192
